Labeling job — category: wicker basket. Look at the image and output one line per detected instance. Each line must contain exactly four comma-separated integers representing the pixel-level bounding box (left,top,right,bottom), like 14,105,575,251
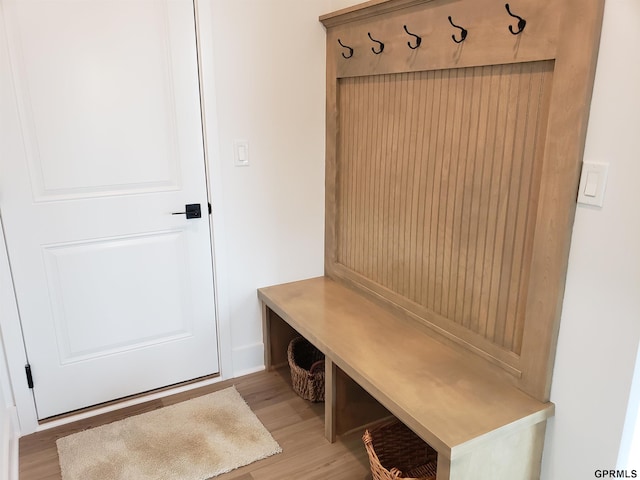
287,337,325,402
363,420,438,480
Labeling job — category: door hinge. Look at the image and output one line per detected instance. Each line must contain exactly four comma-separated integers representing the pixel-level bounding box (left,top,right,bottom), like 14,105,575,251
25,364,34,389
208,202,212,215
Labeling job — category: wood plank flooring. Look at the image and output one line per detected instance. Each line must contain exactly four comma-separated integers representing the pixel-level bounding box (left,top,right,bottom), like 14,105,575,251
19,368,373,480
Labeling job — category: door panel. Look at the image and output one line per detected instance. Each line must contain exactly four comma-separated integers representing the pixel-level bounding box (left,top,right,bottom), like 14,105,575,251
0,0,219,419
43,231,194,363
12,0,188,201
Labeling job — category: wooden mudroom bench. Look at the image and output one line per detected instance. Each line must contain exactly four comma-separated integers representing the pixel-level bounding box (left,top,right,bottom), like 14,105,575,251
259,276,554,479
259,0,604,478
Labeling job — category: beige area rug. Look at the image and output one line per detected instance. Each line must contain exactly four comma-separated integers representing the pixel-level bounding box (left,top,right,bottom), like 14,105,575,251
56,386,282,480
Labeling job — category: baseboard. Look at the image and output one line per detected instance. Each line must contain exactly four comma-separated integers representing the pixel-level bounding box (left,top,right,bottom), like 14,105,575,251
1,406,19,480
232,342,265,377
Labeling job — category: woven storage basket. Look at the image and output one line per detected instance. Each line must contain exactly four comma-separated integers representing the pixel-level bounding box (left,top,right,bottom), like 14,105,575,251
287,336,325,402
363,420,438,480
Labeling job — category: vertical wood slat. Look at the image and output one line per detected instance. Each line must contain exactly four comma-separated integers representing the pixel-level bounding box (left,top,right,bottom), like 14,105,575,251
335,61,553,354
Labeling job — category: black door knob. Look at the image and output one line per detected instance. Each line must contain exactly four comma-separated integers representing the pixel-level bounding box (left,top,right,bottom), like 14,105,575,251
172,204,201,219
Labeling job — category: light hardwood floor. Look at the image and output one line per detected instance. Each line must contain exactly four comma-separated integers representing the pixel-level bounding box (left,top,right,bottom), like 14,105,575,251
19,368,373,480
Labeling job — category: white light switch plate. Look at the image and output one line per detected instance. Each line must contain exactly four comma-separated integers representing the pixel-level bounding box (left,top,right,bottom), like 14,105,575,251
233,140,249,167
577,161,609,207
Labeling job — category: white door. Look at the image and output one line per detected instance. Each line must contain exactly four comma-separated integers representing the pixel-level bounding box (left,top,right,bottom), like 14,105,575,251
0,0,219,419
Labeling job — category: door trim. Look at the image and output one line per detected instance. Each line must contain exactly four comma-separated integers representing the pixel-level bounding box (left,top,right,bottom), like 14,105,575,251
193,0,234,398
0,213,38,434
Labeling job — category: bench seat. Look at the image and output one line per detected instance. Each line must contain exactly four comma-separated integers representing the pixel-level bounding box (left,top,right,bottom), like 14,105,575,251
259,276,554,479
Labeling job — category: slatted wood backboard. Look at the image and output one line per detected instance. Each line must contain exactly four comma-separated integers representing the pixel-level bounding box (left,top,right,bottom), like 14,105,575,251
321,0,604,401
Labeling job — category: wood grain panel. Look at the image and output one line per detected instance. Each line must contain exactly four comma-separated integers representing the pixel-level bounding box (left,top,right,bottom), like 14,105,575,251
335,61,553,354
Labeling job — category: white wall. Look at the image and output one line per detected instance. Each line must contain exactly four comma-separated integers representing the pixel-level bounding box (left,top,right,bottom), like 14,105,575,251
0,5,23,465
204,0,640,477
0,366,7,438
0,220,19,480
0,340,10,478
0,332,18,480
202,0,328,374
542,0,640,476
619,345,640,469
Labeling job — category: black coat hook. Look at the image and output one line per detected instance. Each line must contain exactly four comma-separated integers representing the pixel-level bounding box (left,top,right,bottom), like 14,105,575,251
448,16,468,44
505,4,526,35
403,25,422,49
367,32,384,54
338,39,353,59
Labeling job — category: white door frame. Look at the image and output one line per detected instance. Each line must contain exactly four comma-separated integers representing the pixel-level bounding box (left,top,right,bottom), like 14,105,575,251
0,0,233,435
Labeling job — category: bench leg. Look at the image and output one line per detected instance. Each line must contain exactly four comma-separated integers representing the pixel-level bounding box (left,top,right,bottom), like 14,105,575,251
262,304,299,370
261,302,272,370
325,359,337,443
326,361,392,442
441,420,547,480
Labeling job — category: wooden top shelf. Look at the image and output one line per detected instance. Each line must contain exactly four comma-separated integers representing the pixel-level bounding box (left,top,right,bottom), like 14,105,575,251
258,276,554,459
319,0,432,27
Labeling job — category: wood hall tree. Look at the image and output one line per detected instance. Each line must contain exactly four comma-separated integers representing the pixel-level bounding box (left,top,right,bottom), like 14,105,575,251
260,0,605,478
